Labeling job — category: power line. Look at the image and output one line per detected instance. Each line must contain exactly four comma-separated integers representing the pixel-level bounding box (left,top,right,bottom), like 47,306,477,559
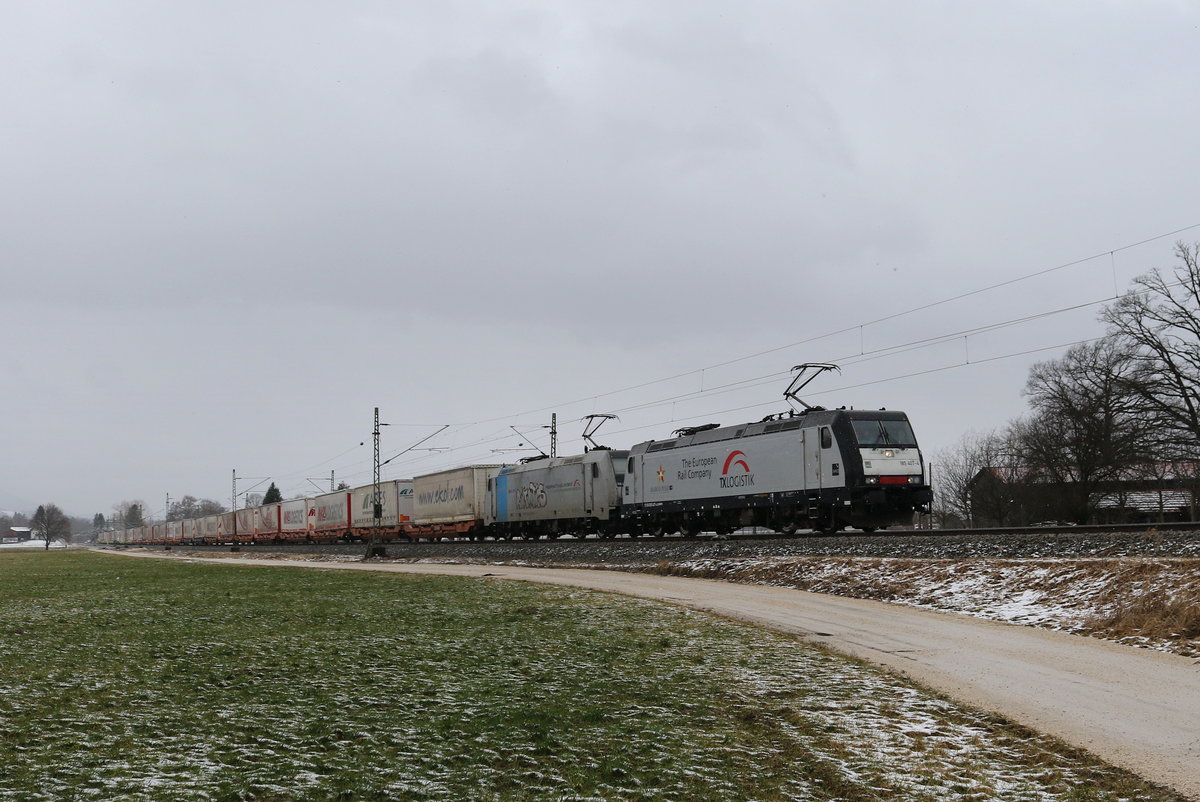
412,221,1200,432
301,293,1126,482
227,224,1200,492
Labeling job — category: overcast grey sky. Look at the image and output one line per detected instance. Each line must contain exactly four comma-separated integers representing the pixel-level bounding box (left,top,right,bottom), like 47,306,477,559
4,1,1199,518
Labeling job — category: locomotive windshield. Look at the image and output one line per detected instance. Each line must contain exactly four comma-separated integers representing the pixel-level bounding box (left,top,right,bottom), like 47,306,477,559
851,419,917,448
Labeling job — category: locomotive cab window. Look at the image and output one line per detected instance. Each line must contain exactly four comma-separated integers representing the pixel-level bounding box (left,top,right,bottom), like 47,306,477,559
820,427,832,449
592,463,599,479
851,419,917,448
628,457,635,473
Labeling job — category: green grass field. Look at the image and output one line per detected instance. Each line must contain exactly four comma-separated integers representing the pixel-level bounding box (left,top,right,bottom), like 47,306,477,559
0,551,1181,801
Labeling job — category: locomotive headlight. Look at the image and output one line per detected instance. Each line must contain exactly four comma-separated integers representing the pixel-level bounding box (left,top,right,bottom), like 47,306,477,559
865,476,879,484
883,449,895,458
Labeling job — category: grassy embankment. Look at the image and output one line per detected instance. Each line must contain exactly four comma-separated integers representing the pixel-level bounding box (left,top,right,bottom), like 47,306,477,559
0,551,1184,801
649,556,1200,656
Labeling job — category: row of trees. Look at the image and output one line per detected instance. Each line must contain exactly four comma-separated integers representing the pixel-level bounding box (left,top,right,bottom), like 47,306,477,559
100,483,286,532
2,484,290,546
936,242,1200,526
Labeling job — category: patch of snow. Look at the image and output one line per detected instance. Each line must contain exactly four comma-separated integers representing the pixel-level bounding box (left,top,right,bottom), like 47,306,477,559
0,538,67,550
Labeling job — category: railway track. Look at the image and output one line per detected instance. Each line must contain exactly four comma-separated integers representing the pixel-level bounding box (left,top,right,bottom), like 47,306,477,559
132,522,1200,561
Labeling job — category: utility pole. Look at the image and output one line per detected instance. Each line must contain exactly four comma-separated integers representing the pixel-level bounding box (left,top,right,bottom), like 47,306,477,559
232,470,270,546
233,470,270,508
367,407,387,559
331,470,335,491
550,413,557,458
374,407,382,524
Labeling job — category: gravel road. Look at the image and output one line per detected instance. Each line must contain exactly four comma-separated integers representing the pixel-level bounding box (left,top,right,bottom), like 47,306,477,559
111,551,1200,799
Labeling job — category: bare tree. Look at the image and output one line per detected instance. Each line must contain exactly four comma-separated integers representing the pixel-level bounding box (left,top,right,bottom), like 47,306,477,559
1016,337,1151,523
30,504,72,549
1103,241,1200,452
957,428,1028,527
114,501,147,528
196,498,226,516
933,430,1009,527
167,496,227,521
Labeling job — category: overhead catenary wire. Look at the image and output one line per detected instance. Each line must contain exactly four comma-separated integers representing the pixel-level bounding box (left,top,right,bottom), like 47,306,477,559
301,287,1171,487
406,221,1200,432
322,284,1177,484
255,223,1199,492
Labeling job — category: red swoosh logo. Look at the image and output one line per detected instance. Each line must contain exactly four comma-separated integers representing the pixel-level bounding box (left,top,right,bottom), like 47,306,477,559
722,450,750,474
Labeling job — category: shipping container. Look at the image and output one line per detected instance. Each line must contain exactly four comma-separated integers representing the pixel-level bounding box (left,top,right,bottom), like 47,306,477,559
280,494,309,537
398,480,414,524
166,520,183,543
310,491,351,537
256,504,281,538
199,515,220,542
412,466,504,537
235,508,255,538
350,480,414,530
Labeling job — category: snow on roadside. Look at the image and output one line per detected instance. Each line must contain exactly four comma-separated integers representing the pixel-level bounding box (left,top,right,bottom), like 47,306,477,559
650,556,1200,657
124,547,1200,659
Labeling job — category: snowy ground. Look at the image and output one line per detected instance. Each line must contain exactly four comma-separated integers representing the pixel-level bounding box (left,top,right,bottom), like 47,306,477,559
0,539,66,550
13,550,1184,801
153,545,1200,659
642,556,1200,658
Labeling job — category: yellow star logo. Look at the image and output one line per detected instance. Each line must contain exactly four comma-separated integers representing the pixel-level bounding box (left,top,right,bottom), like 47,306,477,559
657,466,666,482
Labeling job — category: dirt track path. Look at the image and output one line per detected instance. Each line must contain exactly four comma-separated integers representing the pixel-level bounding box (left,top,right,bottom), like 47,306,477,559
110,552,1200,799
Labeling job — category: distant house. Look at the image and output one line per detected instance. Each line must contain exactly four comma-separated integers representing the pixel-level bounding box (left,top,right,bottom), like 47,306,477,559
2,526,33,544
968,464,1198,527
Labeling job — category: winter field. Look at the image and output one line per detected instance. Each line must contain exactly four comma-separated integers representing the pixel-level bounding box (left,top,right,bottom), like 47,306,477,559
0,552,1185,801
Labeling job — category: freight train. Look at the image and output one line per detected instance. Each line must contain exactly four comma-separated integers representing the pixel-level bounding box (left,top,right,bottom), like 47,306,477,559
100,405,932,546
